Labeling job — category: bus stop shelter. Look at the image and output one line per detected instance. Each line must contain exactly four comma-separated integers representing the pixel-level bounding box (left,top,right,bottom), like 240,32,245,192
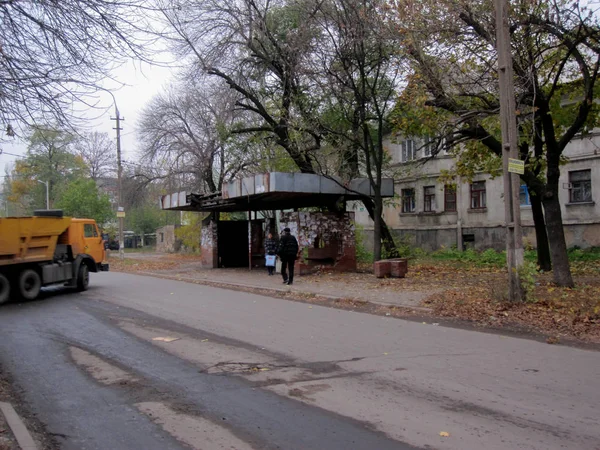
160,172,394,273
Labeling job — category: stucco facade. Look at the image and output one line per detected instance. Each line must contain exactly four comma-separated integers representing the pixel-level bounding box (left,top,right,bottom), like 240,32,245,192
156,225,182,253
353,132,600,251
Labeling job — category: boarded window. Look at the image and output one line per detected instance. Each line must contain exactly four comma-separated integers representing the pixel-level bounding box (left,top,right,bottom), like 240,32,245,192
520,185,531,206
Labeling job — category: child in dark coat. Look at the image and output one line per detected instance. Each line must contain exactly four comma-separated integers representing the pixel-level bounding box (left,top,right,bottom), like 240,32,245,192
264,232,279,275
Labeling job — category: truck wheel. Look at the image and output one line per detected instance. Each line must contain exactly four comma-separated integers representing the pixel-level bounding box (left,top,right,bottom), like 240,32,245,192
18,269,41,301
76,264,89,291
0,274,10,305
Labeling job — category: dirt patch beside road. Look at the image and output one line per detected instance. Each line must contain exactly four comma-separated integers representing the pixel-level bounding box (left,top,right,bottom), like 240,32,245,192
0,366,58,450
0,377,17,450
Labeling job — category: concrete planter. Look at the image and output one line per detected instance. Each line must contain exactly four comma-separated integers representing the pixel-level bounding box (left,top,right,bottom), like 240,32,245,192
389,258,408,278
374,260,391,278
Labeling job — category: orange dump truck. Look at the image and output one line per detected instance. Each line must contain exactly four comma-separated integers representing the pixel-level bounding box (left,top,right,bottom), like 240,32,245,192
0,210,109,304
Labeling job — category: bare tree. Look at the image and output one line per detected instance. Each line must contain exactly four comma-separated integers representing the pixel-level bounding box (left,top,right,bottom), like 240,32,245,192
0,0,159,134
158,0,401,257
74,132,117,181
313,0,402,260
160,0,324,173
138,80,264,193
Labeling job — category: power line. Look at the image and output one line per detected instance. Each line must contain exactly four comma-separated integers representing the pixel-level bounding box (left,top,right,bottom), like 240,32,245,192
0,150,24,158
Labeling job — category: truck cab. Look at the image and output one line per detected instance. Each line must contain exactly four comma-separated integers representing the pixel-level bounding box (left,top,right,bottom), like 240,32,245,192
64,219,106,269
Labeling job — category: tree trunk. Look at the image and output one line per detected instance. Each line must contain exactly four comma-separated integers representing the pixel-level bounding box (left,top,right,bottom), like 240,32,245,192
362,197,399,260
373,199,382,262
539,100,574,287
542,193,574,287
529,193,551,271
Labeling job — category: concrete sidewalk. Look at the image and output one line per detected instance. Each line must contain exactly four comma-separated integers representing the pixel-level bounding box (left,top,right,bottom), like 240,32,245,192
121,255,435,311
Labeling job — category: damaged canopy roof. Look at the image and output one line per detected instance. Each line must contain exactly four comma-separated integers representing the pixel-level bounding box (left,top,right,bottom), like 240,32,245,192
160,172,394,212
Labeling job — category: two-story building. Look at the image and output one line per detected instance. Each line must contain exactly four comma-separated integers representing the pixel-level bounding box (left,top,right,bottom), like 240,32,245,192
352,132,600,251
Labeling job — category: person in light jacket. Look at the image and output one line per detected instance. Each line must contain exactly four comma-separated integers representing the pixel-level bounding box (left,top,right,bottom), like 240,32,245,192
264,232,279,276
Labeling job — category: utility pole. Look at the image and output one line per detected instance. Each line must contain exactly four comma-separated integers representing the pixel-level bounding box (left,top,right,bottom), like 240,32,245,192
111,105,125,261
495,0,524,301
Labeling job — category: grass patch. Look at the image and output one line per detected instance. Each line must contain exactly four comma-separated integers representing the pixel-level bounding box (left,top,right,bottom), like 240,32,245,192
427,247,508,267
412,246,600,269
568,246,600,261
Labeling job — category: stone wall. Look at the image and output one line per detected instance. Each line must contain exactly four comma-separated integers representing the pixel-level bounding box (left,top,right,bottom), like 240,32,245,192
156,225,182,253
280,211,357,272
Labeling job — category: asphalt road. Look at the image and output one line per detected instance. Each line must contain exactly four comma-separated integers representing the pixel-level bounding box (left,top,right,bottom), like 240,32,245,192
0,271,598,450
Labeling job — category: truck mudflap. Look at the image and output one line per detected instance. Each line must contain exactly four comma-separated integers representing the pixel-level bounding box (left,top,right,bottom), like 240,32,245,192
98,263,110,272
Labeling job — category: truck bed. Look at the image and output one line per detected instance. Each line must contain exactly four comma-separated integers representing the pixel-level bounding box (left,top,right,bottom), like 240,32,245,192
0,217,72,266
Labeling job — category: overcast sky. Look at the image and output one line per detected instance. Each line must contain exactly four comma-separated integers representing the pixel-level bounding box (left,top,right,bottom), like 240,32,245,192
0,60,174,178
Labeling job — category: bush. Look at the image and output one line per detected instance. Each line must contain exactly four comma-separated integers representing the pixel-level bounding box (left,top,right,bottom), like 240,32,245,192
430,247,506,267
568,246,600,262
480,248,506,266
518,260,538,303
174,213,205,253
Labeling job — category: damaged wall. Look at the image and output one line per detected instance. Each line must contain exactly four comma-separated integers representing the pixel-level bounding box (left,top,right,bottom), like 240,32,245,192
200,219,218,268
280,211,357,273
198,212,358,272
156,225,182,253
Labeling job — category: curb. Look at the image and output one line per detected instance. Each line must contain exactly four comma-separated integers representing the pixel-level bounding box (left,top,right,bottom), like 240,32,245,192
0,402,37,450
133,271,433,313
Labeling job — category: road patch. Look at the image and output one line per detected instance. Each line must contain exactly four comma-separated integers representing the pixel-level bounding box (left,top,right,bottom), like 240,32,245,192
69,347,138,385
136,401,254,450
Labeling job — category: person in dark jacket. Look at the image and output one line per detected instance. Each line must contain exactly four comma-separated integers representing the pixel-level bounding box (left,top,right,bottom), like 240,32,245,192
264,232,279,275
277,227,299,285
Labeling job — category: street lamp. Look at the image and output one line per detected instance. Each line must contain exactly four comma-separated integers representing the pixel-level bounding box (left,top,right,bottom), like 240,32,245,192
36,180,49,210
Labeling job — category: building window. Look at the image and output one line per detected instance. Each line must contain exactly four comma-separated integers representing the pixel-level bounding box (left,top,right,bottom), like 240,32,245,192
569,169,592,203
401,188,416,213
424,186,436,212
520,185,531,206
401,139,415,162
422,137,433,158
470,181,486,209
444,185,457,212
160,233,164,243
